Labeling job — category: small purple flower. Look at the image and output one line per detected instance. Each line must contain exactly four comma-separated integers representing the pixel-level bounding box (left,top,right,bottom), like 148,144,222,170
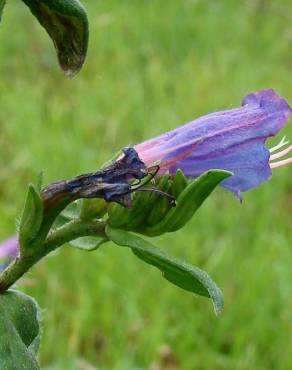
135,89,292,198
0,236,18,270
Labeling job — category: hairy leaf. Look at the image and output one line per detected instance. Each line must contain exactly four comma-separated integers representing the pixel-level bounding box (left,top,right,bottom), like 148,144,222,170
80,199,108,220
22,0,89,75
19,184,43,250
0,290,41,369
106,227,224,314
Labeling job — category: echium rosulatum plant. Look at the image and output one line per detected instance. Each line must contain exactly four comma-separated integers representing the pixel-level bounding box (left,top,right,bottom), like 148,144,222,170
0,89,291,369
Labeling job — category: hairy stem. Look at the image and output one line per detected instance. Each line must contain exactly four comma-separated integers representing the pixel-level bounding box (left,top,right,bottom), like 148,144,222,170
0,219,107,293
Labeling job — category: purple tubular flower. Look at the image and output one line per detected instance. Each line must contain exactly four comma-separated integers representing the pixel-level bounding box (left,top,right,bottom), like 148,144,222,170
0,236,18,270
135,89,292,198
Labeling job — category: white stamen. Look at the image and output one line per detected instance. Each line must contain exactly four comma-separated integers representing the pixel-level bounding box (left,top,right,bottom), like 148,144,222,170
270,145,292,160
270,158,292,168
269,137,292,169
269,136,289,153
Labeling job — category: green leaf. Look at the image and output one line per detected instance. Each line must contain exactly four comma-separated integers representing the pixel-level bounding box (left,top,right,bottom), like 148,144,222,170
171,169,188,198
61,200,80,219
19,184,43,250
108,186,154,230
106,226,224,314
0,0,5,22
142,170,232,236
80,198,108,221
69,236,107,251
0,290,41,370
108,174,174,231
52,200,81,229
22,0,89,75
145,174,173,226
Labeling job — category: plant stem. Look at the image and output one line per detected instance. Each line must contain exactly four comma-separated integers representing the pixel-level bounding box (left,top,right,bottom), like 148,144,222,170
44,219,107,253
0,219,107,293
0,255,40,294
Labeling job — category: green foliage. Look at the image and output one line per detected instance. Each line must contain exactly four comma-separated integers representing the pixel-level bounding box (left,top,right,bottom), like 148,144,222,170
22,0,88,75
143,170,232,236
171,169,188,198
0,290,41,370
108,174,171,230
19,184,43,251
108,170,231,235
80,198,108,220
144,174,173,226
69,235,106,250
106,226,224,314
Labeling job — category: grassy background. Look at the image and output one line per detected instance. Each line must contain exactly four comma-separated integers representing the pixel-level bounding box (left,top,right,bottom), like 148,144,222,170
0,0,292,369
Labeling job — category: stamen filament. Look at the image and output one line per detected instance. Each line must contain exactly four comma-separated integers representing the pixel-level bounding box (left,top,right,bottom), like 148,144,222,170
270,145,292,160
270,158,292,168
269,136,289,153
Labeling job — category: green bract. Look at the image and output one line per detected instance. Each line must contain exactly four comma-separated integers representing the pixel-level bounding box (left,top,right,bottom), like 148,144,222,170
107,169,232,235
0,168,230,334
143,170,232,236
60,169,229,311
19,184,43,252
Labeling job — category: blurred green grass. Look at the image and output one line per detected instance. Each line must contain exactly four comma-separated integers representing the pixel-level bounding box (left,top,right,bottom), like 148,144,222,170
0,0,292,369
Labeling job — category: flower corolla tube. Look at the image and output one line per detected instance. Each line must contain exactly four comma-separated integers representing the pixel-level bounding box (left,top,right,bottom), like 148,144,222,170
135,89,292,199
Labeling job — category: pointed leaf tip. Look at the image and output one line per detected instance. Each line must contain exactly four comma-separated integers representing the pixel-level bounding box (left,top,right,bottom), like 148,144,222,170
143,169,232,236
19,184,43,250
106,226,224,314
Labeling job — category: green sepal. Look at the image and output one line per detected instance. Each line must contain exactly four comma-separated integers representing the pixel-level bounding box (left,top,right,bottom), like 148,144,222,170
171,169,188,198
61,200,80,219
107,183,155,230
22,0,89,75
0,0,5,22
19,184,44,250
107,203,126,229
142,170,232,236
145,174,173,226
0,290,42,370
52,201,81,230
108,173,174,231
106,226,224,314
108,192,146,229
80,199,108,221
69,236,107,251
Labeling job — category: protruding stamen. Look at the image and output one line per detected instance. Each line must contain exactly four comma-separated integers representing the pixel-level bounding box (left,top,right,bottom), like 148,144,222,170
270,158,292,168
270,145,292,161
269,136,289,153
